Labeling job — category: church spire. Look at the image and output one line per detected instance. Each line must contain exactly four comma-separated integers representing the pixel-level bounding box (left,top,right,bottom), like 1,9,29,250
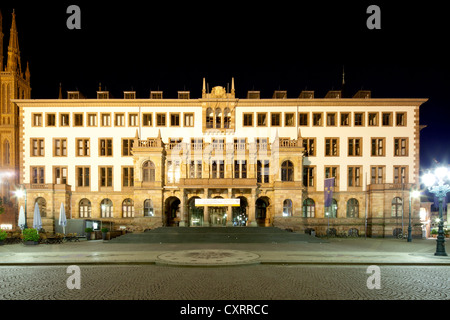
6,10,21,74
0,10,4,71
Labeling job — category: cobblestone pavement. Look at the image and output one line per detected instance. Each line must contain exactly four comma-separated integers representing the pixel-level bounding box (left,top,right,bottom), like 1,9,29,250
0,264,449,300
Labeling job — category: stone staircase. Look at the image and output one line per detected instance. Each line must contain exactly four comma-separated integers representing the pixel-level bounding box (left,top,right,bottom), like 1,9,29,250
108,227,324,244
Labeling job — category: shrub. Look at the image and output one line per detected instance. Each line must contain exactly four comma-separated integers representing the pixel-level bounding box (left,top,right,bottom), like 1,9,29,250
85,227,93,233
101,228,109,233
23,228,40,242
0,230,7,241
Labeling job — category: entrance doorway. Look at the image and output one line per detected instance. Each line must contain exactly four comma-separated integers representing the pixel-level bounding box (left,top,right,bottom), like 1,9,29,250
232,196,248,226
164,197,180,226
256,197,269,227
188,197,204,227
209,197,227,226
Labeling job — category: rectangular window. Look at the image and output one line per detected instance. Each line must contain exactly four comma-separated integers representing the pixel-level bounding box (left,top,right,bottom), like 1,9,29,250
348,138,362,156
270,113,281,126
394,166,408,184
184,113,194,127
257,113,267,127
53,138,67,157
354,112,364,126
101,113,111,127
371,166,385,184
243,113,253,127
394,138,409,156
340,112,350,126
302,138,316,157
99,138,113,157
167,160,181,183
170,113,180,127
122,139,134,156
368,113,378,126
31,167,45,184
396,112,407,126
382,112,392,126
189,160,202,179
99,167,113,187
32,113,43,127
325,166,339,188
87,113,97,127
31,139,45,157
156,113,166,126
325,138,339,156
77,167,90,187
122,167,134,187
298,113,309,126
74,113,84,127
234,160,247,179
257,160,270,183
326,113,336,126
76,138,90,157
115,113,125,127
371,138,385,156
303,166,315,187
54,166,68,184
60,113,70,127
285,113,295,127
129,113,138,127
46,113,56,127
348,166,362,187
312,113,322,126
143,113,152,127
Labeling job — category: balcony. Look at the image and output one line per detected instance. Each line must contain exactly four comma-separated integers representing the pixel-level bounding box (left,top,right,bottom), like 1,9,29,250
179,178,257,188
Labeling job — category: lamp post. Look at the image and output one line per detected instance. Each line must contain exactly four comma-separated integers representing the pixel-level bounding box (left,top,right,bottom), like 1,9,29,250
408,188,421,242
422,167,450,256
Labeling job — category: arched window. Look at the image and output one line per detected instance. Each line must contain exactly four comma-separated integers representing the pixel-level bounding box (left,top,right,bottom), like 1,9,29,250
347,198,359,218
302,198,315,217
144,199,154,217
35,197,47,218
224,108,231,129
3,140,10,166
326,199,338,218
283,199,293,217
391,197,403,217
206,108,214,128
281,160,294,182
215,108,222,128
122,198,134,218
142,161,156,182
79,199,91,218
100,199,113,218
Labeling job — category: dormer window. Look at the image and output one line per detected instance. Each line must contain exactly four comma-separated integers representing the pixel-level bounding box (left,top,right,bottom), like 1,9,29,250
97,91,109,99
150,91,163,99
178,91,190,99
67,91,80,99
124,92,136,99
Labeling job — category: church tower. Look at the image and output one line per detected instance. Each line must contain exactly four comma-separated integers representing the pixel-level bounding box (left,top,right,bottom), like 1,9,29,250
0,10,31,229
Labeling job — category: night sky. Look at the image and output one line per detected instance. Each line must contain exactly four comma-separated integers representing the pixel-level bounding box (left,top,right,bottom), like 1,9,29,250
2,1,450,171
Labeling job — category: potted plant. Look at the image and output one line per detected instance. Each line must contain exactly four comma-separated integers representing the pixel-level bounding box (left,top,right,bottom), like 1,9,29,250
85,227,93,240
101,227,109,240
431,228,438,238
0,230,7,245
23,228,40,245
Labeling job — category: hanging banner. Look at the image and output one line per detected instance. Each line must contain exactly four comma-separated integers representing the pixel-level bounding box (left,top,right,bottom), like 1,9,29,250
195,199,241,207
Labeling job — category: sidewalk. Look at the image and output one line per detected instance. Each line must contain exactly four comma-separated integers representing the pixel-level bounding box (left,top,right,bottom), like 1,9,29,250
1,237,449,266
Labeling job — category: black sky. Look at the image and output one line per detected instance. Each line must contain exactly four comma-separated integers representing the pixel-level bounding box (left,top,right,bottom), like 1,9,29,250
2,1,450,170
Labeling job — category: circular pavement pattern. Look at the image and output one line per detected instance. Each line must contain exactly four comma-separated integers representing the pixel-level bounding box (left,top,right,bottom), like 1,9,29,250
157,249,260,266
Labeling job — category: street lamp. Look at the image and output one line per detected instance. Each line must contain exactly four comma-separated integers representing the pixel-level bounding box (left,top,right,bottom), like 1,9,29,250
422,166,450,256
408,188,421,242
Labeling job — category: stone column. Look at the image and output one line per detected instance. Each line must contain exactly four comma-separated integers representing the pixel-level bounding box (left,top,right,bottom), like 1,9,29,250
179,188,187,227
227,188,233,226
203,188,210,226
248,188,257,227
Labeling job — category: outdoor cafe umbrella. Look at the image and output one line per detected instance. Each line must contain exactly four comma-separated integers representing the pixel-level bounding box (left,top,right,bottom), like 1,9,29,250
59,203,67,235
18,206,26,230
33,202,42,231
